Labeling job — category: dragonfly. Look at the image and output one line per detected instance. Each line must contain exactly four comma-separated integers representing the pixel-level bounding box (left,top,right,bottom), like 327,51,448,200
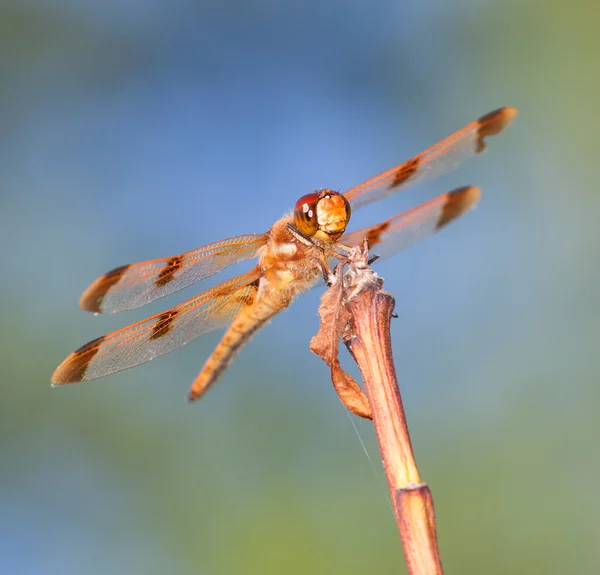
52,106,517,402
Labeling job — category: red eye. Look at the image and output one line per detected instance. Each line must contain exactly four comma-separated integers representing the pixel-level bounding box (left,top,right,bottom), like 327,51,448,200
293,192,320,237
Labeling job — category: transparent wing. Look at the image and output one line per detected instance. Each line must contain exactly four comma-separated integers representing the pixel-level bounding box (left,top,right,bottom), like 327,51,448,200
343,107,516,210
340,186,481,259
52,268,261,384
80,234,266,314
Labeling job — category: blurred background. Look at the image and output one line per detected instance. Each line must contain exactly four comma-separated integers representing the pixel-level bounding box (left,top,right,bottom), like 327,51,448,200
2,1,599,573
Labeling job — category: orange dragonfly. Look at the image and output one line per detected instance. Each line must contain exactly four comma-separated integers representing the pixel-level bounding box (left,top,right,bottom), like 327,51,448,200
52,107,517,401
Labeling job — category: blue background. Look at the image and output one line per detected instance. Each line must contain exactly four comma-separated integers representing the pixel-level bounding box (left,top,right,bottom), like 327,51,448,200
2,1,600,573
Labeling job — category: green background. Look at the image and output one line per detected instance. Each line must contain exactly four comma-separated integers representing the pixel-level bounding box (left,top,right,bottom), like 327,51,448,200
2,1,599,573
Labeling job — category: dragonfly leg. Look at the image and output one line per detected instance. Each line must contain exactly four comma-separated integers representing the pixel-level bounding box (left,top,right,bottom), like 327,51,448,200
286,223,324,251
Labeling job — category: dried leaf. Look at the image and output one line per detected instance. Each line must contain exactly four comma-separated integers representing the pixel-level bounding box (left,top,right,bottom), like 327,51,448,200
310,264,372,420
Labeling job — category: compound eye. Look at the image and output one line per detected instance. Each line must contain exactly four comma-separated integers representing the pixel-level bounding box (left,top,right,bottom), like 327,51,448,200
293,192,320,237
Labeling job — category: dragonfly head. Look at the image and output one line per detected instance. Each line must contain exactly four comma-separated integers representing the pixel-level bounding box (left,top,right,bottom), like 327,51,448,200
293,189,351,242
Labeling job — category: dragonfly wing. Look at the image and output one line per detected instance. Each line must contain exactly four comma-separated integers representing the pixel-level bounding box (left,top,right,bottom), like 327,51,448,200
52,268,261,384
340,186,481,260
80,233,266,314
343,107,516,210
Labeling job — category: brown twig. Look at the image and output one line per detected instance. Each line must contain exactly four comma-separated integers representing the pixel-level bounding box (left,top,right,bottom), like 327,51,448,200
311,240,443,574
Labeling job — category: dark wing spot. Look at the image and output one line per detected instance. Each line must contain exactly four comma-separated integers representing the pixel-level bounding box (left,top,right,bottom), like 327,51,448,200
242,278,260,306
80,264,131,313
56,335,106,383
436,186,481,229
390,157,420,188
475,107,518,154
365,221,391,248
226,278,260,308
155,255,184,288
150,309,179,341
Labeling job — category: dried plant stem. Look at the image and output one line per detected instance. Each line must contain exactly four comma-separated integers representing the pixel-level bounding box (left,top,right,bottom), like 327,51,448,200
345,292,419,485
345,289,442,574
312,242,443,574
